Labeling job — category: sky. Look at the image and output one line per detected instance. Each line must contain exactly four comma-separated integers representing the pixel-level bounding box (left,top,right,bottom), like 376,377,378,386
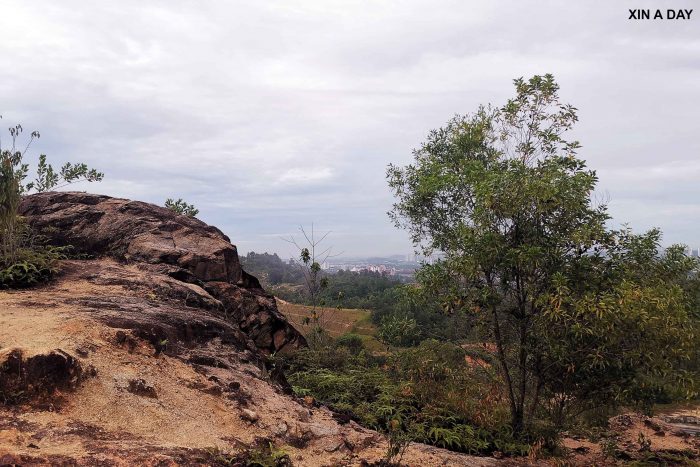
0,1,698,258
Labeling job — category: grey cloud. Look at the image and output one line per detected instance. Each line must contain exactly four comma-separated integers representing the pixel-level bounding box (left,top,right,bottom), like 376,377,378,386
0,0,698,257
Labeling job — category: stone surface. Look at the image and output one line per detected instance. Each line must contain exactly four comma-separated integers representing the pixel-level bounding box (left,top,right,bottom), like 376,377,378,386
20,191,240,283
19,191,305,354
240,408,259,423
0,233,500,467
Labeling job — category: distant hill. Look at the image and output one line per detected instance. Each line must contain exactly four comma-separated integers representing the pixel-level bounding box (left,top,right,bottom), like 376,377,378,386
239,251,304,286
241,251,404,311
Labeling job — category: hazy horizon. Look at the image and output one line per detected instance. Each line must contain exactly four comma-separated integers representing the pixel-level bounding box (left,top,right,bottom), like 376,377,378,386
1,1,698,258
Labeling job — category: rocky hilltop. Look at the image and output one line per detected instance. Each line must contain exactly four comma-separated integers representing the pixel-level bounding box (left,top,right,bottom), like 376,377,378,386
18,192,305,355
0,192,494,466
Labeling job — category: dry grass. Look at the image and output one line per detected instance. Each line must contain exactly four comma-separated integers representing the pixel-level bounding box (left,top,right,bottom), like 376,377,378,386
276,299,383,350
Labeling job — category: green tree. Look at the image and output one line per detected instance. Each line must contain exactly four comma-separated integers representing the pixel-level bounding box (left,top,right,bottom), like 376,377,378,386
1,123,103,254
538,228,699,421
165,198,199,217
387,75,698,436
239,251,305,286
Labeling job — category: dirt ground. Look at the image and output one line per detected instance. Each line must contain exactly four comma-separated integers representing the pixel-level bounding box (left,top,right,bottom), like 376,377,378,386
558,411,700,466
0,260,497,466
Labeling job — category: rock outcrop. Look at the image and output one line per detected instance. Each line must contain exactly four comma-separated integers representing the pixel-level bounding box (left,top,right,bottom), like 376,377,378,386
0,192,499,466
19,191,305,355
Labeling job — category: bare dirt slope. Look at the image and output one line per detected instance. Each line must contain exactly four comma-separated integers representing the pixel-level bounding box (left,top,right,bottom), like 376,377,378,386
0,260,495,466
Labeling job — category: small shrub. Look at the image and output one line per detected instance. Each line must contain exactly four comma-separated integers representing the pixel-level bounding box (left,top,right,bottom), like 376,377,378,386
377,314,418,348
165,198,199,217
247,441,292,467
385,419,411,466
637,431,652,452
0,224,69,288
600,437,618,460
335,333,365,355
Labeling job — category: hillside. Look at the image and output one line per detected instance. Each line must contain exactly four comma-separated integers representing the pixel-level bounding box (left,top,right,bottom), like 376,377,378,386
0,192,495,466
276,300,382,351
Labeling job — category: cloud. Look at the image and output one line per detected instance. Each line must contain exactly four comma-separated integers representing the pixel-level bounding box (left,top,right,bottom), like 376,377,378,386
0,0,698,257
277,167,333,184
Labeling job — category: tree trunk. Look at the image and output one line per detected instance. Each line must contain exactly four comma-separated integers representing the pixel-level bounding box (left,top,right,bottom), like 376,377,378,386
516,316,529,434
492,303,517,429
512,407,524,436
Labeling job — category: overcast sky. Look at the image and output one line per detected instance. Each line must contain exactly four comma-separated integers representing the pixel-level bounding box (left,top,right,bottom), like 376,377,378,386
1,1,698,258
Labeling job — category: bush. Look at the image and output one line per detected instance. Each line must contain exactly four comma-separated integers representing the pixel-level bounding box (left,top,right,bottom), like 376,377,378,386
204,439,292,467
0,246,66,288
0,121,103,289
334,333,365,355
377,314,419,348
0,222,69,288
282,337,532,457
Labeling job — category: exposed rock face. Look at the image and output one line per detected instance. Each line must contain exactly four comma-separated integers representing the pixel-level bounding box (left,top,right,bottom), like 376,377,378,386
19,191,305,354
20,192,239,282
0,348,84,404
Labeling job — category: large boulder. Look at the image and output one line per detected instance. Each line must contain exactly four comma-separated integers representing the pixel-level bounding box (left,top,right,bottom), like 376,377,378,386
19,191,305,353
19,192,240,283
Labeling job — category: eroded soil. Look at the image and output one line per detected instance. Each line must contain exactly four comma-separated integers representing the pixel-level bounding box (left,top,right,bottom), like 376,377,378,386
0,259,495,466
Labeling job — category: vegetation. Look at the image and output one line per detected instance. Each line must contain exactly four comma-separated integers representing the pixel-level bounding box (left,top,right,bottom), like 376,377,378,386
243,248,492,347
282,225,340,346
277,301,380,351
0,120,102,288
387,74,699,436
281,337,530,457
0,224,69,289
240,251,409,325
276,269,404,311
165,197,199,217
204,439,292,467
279,75,700,462
371,285,472,345
240,252,305,287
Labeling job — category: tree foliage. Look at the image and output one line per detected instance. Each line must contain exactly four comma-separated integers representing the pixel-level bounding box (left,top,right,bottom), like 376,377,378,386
387,74,699,435
30,154,104,192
